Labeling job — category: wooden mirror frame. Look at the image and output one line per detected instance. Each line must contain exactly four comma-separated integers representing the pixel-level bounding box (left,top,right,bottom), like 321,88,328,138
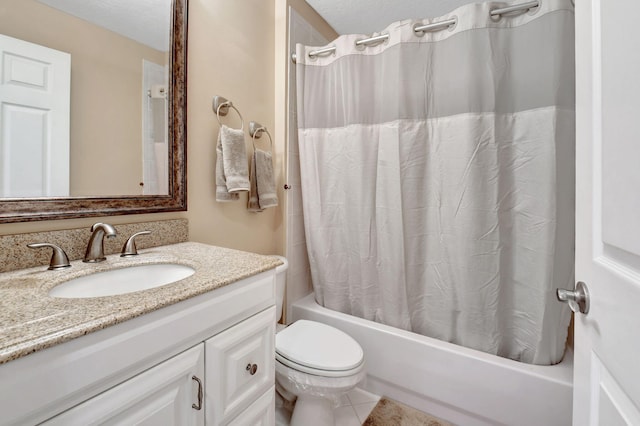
0,0,188,224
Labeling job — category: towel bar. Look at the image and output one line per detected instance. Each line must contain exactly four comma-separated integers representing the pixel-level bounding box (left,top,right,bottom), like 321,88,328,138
213,95,244,130
249,121,273,152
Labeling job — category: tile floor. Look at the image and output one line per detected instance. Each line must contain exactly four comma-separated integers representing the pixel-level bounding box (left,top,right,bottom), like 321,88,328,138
275,387,381,426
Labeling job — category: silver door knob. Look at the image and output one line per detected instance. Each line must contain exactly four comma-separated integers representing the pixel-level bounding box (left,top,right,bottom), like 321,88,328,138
556,281,590,314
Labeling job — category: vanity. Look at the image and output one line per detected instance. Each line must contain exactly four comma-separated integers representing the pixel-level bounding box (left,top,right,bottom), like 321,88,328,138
0,1,281,423
0,242,281,425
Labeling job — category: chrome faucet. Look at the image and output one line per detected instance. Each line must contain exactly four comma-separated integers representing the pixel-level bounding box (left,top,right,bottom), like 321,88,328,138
83,223,117,263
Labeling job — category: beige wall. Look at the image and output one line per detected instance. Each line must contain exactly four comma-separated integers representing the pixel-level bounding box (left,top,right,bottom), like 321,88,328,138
0,0,166,196
0,0,335,260
184,0,282,256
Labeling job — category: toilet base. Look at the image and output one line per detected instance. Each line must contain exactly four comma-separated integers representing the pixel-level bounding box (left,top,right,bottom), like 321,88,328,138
290,394,334,426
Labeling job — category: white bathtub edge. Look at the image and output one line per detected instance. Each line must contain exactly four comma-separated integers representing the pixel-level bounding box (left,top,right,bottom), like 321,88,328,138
291,293,573,426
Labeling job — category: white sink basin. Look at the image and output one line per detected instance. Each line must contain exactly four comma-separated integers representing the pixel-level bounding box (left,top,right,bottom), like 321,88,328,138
49,264,196,298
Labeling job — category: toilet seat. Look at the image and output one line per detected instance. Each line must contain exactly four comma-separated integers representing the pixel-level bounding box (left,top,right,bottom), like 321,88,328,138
276,320,364,378
276,353,364,378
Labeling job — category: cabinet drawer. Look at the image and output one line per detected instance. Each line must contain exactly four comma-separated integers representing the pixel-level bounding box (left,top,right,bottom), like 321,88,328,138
205,307,275,425
226,386,275,426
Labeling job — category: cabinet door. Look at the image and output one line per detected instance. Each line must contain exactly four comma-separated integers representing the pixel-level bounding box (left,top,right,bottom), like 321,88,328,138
226,387,275,426
43,344,205,426
206,307,275,425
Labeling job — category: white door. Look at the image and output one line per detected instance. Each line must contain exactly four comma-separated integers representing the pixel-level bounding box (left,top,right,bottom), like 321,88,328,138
0,33,70,197
573,1,640,424
43,344,205,425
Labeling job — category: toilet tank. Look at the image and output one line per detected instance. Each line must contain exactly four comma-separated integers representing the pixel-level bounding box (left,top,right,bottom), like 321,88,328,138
272,255,288,323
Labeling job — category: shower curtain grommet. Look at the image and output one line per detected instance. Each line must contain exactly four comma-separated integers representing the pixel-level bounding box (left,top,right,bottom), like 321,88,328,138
446,16,458,32
528,4,541,16
412,22,425,37
354,41,367,51
413,17,458,37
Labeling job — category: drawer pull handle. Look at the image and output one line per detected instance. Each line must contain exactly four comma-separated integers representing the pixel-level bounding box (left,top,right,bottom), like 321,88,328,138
246,363,258,375
192,375,203,410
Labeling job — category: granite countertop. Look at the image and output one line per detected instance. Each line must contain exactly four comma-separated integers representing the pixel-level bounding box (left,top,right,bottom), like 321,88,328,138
0,242,282,365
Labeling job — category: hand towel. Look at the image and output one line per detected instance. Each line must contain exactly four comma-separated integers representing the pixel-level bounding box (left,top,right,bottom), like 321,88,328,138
215,125,249,202
215,128,239,202
248,151,263,212
248,148,278,211
220,125,250,192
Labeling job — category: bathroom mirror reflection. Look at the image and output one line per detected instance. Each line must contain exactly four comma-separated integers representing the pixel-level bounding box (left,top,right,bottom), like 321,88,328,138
0,0,172,197
0,0,187,222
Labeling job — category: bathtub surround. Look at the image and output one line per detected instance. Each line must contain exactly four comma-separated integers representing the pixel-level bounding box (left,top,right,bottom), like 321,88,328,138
295,0,575,365
0,219,188,273
363,398,452,426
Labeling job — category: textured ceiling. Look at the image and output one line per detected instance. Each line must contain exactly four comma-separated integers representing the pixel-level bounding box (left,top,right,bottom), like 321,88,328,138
37,0,171,51
305,0,480,35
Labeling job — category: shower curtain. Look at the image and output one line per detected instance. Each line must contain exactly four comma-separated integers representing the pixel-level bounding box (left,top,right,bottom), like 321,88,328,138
295,0,575,365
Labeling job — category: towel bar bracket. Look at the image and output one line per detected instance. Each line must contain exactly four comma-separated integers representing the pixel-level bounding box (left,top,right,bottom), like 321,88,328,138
249,121,264,139
213,95,231,116
213,95,244,130
249,121,273,151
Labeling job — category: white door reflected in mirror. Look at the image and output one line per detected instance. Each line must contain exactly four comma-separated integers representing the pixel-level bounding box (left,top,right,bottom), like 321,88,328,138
0,0,172,198
0,34,70,198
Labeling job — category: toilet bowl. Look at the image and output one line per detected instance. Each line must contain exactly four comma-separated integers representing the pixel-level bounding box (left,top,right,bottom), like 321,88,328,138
273,257,365,426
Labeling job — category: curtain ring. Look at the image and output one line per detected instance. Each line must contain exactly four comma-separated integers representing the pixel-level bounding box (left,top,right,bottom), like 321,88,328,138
251,127,273,152
216,102,244,131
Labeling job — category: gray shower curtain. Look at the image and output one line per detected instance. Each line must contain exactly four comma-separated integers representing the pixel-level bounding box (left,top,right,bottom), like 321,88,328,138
295,0,574,365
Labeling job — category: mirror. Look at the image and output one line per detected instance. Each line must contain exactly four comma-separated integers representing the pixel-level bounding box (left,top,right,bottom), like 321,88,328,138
0,0,187,222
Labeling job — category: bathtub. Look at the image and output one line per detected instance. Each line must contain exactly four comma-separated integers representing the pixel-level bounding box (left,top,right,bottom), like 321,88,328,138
291,293,573,426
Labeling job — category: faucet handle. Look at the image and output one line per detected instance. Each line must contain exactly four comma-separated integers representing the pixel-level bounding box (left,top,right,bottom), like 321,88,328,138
121,231,151,257
27,243,71,270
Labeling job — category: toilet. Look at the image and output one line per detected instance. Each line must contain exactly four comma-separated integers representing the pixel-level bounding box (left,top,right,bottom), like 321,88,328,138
273,257,365,426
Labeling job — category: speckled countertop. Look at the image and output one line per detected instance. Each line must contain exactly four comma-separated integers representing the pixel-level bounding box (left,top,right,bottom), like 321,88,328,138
0,242,282,364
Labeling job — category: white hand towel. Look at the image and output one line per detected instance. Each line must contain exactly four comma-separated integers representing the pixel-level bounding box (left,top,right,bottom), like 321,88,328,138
248,148,278,211
221,125,250,192
215,125,249,202
215,128,239,202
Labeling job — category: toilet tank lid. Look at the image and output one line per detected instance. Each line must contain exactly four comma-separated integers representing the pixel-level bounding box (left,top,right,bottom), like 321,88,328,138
276,320,364,371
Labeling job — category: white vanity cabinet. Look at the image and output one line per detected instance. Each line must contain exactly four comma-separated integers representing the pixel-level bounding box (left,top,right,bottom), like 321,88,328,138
0,270,277,426
205,307,275,425
43,344,206,425
226,387,275,426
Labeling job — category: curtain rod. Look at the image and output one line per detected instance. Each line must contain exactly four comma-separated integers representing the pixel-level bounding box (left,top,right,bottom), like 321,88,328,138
291,0,539,64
